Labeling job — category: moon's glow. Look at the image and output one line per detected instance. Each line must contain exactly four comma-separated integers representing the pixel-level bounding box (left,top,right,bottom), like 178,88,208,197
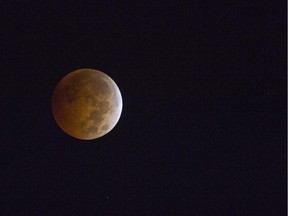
51,68,122,140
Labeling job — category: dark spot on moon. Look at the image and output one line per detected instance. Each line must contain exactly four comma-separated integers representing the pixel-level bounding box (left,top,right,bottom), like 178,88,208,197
101,124,109,131
91,99,110,113
92,97,99,106
99,101,110,113
65,71,97,103
62,84,79,103
80,120,99,134
87,125,98,134
70,71,91,86
90,110,105,124
90,78,112,97
98,80,111,95
84,94,95,103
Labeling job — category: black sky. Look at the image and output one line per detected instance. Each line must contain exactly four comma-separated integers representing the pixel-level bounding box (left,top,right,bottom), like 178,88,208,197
1,1,286,215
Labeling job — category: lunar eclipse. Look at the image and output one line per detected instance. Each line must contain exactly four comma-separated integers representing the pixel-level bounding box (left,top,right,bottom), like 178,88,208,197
51,68,122,140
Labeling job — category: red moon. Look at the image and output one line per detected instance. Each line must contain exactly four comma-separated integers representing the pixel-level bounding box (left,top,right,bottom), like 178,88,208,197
51,68,122,140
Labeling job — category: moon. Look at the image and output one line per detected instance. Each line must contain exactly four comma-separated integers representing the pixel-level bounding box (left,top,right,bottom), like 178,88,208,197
51,68,123,140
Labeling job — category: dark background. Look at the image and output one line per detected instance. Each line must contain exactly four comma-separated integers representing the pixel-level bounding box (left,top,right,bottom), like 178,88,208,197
1,1,286,215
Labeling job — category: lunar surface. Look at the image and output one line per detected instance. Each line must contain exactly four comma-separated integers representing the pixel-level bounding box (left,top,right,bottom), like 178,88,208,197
51,68,122,140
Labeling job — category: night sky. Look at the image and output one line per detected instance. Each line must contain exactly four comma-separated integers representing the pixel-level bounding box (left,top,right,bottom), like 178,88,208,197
1,1,286,215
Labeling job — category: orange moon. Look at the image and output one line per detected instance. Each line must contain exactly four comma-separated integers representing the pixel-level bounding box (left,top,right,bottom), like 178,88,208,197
51,68,122,140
